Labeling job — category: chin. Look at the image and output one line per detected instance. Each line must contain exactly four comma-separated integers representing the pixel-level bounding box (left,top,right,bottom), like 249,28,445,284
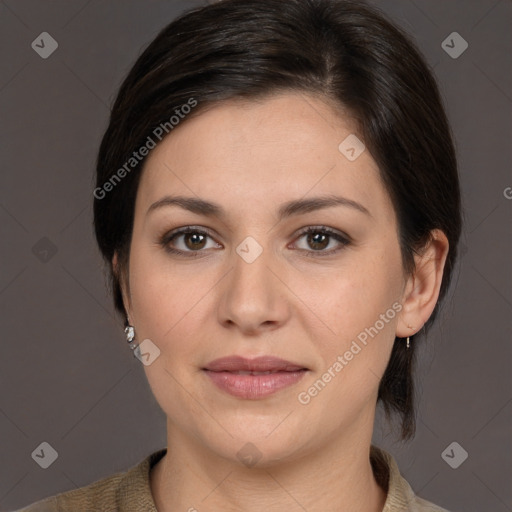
204,420,309,468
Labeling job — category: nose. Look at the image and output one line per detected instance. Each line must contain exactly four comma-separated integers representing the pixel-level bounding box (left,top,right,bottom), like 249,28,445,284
217,243,291,335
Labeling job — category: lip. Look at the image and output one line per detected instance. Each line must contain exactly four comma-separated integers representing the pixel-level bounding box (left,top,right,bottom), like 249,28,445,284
204,355,307,372
202,356,308,399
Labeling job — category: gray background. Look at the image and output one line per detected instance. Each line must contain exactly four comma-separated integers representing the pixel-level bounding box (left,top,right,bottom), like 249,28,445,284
0,0,510,511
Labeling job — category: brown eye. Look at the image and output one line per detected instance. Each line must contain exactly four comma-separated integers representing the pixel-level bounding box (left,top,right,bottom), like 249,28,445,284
293,226,351,256
160,227,221,256
183,232,208,250
306,232,330,251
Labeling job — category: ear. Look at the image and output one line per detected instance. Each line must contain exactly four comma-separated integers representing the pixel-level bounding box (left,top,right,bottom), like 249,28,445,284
396,229,449,338
112,251,132,322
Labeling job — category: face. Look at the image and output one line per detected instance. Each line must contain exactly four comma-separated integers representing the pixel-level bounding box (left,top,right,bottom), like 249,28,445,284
120,92,409,465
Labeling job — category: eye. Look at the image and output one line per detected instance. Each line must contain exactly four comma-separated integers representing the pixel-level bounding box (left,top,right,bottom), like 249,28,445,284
160,227,221,256
292,226,350,256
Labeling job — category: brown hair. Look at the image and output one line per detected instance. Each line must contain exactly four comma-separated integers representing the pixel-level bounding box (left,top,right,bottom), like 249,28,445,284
93,0,462,441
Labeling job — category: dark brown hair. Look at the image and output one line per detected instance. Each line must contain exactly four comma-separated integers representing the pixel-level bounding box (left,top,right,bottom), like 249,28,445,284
93,0,462,441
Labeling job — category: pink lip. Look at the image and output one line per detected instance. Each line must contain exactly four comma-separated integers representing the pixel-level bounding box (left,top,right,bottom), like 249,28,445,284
203,356,308,399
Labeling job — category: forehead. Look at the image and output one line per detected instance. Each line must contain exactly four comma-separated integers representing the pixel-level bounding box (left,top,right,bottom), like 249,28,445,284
136,92,391,221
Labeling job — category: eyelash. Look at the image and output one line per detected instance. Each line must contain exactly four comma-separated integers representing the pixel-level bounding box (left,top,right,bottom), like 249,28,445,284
159,225,351,259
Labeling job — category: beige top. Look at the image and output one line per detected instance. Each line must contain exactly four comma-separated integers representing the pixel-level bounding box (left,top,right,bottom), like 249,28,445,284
16,445,451,511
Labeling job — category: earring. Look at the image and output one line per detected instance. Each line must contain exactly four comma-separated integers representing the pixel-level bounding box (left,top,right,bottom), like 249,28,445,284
406,324,414,350
124,324,139,351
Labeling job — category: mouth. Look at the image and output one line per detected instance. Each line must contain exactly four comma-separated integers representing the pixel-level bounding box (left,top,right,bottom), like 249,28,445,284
203,355,308,373
202,356,309,399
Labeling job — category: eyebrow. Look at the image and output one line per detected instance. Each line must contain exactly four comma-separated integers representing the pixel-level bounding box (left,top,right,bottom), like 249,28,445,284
146,194,371,220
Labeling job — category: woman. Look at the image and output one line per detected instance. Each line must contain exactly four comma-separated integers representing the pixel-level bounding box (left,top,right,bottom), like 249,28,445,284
18,0,461,510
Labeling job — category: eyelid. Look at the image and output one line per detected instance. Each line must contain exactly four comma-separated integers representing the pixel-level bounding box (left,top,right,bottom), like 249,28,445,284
290,225,351,256
293,225,351,243
159,225,221,253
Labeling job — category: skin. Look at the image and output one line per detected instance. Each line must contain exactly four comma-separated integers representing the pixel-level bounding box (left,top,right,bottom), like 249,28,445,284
114,92,449,512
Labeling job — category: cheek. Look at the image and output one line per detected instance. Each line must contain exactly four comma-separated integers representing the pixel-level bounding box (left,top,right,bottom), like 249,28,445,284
319,248,402,334
311,245,403,388
295,258,402,431
128,244,211,340
128,251,211,421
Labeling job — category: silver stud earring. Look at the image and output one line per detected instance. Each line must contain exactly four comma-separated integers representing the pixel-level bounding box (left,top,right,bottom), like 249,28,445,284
124,324,139,351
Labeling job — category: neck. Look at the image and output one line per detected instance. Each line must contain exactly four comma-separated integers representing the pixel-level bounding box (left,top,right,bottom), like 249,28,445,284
150,419,387,512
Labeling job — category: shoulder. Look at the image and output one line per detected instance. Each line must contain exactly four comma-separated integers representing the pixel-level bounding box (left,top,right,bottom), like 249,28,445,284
370,444,452,512
15,470,125,512
13,448,167,512
413,495,452,512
